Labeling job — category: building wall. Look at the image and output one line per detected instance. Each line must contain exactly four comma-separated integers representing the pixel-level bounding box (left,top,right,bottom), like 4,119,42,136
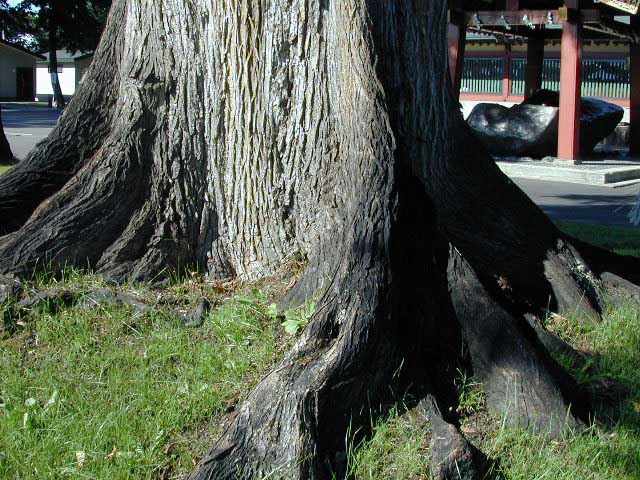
36,63,78,98
0,44,36,98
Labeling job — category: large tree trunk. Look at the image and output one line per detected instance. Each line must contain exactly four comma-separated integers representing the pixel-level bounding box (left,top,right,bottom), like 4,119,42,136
0,106,13,165
0,0,638,478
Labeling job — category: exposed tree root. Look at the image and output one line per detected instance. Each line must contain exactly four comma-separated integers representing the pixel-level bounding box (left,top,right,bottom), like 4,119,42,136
448,247,588,434
187,237,615,478
0,0,127,236
0,274,23,304
600,272,640,301
0,274,213,334
188,246,402,478
0,0,639,478
417,396,490,480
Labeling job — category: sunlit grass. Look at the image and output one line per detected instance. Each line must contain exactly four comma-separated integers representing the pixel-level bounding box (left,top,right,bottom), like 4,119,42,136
0,276,288,479
557,221,640,257
0,164,12,176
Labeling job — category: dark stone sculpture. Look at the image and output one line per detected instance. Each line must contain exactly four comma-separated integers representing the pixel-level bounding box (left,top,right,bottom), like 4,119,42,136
467,89,624,158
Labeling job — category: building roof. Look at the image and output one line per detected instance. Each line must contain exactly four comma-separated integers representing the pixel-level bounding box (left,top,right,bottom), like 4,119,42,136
0,38,46,60
37,50,93,63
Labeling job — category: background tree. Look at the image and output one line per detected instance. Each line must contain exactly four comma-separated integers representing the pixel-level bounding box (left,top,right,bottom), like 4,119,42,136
0,0,638,478
0,0,30,47
4,0,111,107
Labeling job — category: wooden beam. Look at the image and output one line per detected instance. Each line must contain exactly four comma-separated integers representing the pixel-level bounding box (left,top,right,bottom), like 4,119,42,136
557,0,583,162
593,0,640,15
465,9,600,27
598,17,640,44
630,15,640,155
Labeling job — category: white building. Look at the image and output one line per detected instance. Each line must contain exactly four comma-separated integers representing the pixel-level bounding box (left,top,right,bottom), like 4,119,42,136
0,39,43,100
35,50,93,103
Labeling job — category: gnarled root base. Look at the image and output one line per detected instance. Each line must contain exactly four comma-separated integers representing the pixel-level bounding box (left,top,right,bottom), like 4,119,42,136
418,397,490,480
187,239,612,479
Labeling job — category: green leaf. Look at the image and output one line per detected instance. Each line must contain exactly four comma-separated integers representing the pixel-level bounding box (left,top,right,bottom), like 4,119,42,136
267,303,278,319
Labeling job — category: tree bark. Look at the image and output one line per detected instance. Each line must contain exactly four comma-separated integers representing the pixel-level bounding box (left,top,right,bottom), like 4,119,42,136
0,0,638,478
0,106,13,165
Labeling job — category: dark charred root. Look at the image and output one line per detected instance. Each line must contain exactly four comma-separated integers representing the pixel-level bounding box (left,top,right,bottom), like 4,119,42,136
448,248,589,434
186,241,612,479
417,396,491,480
571,236,640,288
600,272,640,301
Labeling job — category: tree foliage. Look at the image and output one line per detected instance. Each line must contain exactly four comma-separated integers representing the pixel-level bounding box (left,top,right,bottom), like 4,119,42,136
1,0,111,53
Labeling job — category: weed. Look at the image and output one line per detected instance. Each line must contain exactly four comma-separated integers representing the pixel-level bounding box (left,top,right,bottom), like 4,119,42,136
455,368,486,416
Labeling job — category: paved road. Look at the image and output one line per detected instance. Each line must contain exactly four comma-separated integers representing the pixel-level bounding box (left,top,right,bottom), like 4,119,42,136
513,178,639,228
1,103,639,228
2,103,62,160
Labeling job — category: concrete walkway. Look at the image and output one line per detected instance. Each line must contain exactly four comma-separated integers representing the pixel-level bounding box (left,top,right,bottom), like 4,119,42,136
1,103,638,228
498,157,640,188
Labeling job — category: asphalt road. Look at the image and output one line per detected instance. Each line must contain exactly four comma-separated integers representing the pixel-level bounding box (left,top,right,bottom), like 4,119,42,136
512,178,639,228
2,103,62,160
2,103,639,228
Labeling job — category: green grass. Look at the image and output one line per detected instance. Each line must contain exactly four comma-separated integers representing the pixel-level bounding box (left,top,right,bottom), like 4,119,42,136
1,221,638,479
0,164,12,176
0,275,290,479
480,300,640,480
345,406,430,480
557,221,640,257
347,300,640,480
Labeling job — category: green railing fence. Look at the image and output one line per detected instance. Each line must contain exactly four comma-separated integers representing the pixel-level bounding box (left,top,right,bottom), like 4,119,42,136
463,57,630,99
461,57,504,94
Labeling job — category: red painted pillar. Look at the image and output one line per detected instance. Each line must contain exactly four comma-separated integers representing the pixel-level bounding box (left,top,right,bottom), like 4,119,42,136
525,35,544,99
503,43,512,101
630,16,640,157
557,1,583,162
448,7,466,100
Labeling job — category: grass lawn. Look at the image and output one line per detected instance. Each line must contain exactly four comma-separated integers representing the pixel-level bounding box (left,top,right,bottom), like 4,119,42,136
0,164,12,176
0,274,304,479
557,221,640,257
0,223,639,479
